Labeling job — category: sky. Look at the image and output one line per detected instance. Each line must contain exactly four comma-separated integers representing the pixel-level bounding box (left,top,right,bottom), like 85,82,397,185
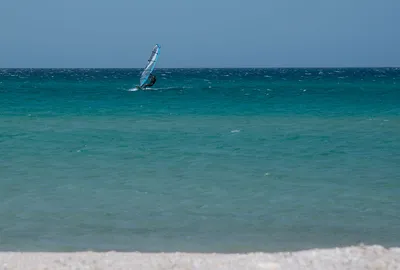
0,0,399,68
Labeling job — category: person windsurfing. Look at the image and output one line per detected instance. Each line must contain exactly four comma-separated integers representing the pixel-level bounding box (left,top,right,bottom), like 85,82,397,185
143,74,157,88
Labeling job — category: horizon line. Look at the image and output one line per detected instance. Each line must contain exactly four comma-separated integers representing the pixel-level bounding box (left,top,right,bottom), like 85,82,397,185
0,66,399,69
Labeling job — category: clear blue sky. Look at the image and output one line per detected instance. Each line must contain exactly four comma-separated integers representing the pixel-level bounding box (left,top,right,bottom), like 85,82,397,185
1,0,399,68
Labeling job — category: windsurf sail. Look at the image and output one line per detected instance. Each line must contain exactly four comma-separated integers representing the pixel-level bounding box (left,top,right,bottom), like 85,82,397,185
139,44,161,87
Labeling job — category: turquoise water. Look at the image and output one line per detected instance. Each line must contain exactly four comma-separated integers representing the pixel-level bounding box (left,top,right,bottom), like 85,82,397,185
0,68,399,252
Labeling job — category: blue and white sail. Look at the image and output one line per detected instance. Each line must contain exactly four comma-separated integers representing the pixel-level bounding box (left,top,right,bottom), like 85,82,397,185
139,44,161,87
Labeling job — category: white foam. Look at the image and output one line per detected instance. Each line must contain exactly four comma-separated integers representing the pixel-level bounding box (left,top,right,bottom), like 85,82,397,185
1,245,398,270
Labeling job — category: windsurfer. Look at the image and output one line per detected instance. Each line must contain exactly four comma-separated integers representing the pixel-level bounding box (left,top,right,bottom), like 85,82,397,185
143,74,157,88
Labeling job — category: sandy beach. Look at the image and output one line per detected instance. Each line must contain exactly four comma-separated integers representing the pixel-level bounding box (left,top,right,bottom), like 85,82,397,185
0,245,399,270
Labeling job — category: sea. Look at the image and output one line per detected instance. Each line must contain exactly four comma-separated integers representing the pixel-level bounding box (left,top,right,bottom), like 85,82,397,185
0,68,399,252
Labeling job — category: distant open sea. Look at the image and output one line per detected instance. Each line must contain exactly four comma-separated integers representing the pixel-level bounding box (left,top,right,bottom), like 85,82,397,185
0,68,399,252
